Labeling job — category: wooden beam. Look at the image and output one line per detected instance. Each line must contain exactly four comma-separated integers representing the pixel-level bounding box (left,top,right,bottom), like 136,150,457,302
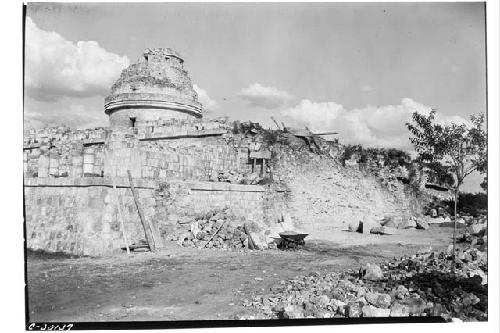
312,132,339,136
127,170,156,252
270,116,282,130
203,219,226,248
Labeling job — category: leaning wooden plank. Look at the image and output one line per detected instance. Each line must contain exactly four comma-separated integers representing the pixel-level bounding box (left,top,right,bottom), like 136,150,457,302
127,170,156,252
270,116,282,130
203,219,226,248
312,132,338,136
285,127,311,137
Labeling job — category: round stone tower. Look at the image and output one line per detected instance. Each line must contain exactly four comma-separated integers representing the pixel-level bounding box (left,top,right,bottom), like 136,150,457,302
104,48,202,127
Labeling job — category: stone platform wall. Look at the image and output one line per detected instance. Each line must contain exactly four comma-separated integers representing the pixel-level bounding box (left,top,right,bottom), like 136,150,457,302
155,181,287,229
24,178,282,256
24,178,158,256
105,130,267,182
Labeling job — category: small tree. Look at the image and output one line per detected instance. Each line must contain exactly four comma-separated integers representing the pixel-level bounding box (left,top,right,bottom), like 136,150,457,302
406,110,487,270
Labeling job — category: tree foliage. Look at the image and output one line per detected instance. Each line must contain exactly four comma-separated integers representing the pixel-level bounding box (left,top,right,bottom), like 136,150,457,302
406,109,487,271
444,192,488,217
406,110,487,191
341,144,411,169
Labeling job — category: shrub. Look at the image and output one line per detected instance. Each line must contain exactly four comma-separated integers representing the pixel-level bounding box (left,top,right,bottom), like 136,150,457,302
443,192,487,217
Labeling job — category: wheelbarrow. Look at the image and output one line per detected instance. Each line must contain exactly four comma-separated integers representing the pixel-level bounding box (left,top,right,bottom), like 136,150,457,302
278,231,309,250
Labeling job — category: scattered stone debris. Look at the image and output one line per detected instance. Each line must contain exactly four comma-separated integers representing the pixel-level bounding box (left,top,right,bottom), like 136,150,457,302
168,209,303,251
349,215,424,234
213,170,263,185
415,218,429,230
348,214,485,237
370,226,396,235
241,232,487,321
168,209,249,249
362,263,384,281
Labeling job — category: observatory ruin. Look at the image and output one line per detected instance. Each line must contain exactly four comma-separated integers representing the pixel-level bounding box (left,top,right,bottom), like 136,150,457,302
24,48,416,256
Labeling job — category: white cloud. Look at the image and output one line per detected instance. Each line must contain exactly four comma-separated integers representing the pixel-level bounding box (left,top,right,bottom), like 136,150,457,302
193,84,219,112
25,16,129,101
24,96,107,129
238,83,295,109
281,97,469,149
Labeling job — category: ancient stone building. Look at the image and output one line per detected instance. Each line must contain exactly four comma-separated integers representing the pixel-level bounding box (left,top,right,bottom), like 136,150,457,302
24,48,417,256
105,48,202,127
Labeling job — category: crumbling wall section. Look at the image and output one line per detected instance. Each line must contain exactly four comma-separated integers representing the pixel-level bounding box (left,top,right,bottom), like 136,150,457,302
271,147,415,237
23,119,276,184
104,122,270,182
24,126,107,178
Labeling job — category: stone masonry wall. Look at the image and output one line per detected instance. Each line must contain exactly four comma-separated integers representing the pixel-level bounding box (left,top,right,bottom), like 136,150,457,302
24,178,282,256
153,181,288,236
104,124,267,182
24,126,107,178
24,119,262,182
24,178,158,256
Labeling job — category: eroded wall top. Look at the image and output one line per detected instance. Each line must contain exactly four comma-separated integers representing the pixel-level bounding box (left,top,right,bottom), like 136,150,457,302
104,48,202,125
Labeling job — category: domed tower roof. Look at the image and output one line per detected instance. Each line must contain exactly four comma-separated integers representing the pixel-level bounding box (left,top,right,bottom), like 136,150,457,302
104,48,202,126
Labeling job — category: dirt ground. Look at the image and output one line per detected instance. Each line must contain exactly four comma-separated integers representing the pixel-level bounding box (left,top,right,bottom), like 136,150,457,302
27,225,456,322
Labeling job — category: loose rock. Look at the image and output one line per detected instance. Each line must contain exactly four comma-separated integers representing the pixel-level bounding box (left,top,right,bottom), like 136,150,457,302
365,292,391,308
362,305,390,317
363,263,384,281
416,218,429,230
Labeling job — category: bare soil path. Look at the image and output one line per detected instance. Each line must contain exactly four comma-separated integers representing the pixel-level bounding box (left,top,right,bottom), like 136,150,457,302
27,225,454,322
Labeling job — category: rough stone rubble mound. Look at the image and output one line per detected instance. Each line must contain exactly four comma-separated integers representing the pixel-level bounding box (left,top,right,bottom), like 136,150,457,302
168,208,301,251
169,209,249,249
240,221,487,321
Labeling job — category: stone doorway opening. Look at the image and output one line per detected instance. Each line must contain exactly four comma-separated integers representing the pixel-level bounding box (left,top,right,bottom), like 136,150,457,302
129,117,137,128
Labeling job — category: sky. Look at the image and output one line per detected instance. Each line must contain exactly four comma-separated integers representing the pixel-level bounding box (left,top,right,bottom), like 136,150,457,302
24,2,487,192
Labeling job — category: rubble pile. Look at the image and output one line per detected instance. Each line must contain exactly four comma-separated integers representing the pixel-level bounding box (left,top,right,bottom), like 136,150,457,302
168,209,301,251
242,239,487,321
169,209,249,249
213,170,263,185
457,217,487,254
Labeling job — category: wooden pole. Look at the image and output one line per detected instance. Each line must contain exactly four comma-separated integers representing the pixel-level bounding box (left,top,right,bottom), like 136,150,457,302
452,187,458,273
270,117,282,130
312,132,339,136
203,220,226,248
452,142,463,274
243,223,256,250
127,170,156,252
105,151,130,254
